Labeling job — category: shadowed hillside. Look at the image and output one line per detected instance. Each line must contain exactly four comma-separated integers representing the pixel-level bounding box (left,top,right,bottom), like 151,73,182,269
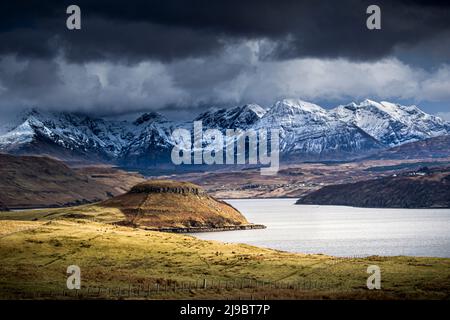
367,135,450,160
296,167,450,208
0,154,144,209
0,200,8,211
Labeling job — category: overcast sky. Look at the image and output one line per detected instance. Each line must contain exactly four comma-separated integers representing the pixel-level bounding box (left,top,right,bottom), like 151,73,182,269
0,0,449,120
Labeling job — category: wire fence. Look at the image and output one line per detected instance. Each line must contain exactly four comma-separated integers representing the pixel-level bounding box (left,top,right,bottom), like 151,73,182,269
11,256,375,299
25,277,355,299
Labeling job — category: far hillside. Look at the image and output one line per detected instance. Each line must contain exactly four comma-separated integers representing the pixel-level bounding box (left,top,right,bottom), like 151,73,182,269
367,135,450,160
0,154,144,209
296,167,450,208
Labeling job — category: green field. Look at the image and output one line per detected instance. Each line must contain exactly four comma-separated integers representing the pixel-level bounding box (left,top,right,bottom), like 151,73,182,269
1,210,449,300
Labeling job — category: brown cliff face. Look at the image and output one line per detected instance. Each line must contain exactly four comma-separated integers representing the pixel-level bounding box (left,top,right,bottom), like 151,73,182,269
129,180,205,196
100,180,251,229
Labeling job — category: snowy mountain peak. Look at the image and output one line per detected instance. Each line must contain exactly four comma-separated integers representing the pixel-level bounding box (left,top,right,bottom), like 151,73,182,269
255,98,382,157
349,99,423,122
272,99,327,115
360,98,379,106
331,99,449,146
260,99,331,129
195,103,266,129
241,104,267,118
0,119,36,147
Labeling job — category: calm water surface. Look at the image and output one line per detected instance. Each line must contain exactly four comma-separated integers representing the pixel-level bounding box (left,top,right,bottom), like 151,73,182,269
191,199,450,257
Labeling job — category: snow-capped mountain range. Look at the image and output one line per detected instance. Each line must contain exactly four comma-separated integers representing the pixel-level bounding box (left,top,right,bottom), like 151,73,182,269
331,100,449,147
253,99,381,158
0,99,449,166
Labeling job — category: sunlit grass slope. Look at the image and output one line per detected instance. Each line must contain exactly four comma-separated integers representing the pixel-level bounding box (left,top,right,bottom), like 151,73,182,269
0,219,449,299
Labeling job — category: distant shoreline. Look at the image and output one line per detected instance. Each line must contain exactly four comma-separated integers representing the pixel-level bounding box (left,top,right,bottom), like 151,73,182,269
7,200,450,212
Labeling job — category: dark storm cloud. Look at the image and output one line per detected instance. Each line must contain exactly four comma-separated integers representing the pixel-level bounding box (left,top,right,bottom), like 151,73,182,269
0,0,449,118
0,0,449,62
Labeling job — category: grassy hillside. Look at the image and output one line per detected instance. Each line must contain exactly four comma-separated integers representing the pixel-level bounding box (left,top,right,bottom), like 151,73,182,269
0,218,449,299
0,154,145,209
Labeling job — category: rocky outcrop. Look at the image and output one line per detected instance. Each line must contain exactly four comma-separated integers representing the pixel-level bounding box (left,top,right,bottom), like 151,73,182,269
101,179,262,230
129,181,205,195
